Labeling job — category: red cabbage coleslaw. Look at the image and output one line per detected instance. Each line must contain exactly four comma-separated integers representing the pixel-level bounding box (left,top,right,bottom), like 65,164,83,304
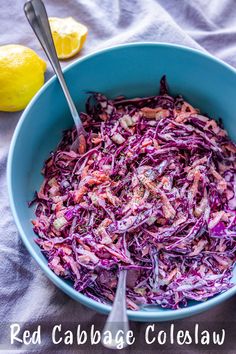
31,77,236,310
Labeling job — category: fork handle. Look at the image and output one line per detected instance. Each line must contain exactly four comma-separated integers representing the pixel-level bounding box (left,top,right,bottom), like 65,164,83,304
24,0,85,135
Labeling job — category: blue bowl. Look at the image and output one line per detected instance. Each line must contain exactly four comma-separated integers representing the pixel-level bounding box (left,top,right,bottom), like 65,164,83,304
7,43,236,321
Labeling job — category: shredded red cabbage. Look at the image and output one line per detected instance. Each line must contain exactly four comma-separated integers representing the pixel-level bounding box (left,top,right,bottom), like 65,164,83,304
31,76,236,310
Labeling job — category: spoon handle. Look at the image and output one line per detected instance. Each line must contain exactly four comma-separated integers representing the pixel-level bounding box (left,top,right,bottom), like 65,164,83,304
24,0,85,135
102,269,129,349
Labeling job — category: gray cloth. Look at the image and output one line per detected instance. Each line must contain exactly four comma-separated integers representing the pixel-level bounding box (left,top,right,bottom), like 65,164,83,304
0,0,236,353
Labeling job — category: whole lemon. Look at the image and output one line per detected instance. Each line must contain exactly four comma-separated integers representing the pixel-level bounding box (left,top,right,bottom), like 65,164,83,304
0,44,46,112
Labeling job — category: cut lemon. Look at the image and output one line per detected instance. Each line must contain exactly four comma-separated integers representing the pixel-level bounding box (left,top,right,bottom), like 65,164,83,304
49,17,88,59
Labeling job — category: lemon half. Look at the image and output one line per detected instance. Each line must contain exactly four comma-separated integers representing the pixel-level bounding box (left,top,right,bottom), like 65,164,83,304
49,17,88,60
0,44,46,112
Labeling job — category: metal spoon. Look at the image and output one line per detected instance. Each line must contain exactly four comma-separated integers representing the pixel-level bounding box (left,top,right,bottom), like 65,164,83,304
24,0,86,151
102,269,129,349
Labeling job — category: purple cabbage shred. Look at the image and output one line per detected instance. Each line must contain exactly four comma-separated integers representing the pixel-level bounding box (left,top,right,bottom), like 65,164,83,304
31,76,236,310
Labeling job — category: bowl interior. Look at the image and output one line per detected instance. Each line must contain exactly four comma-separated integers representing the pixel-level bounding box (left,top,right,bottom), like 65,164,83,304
8,43,236,321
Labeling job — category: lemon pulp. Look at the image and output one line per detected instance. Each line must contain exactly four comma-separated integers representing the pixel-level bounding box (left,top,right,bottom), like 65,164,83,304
49,17,88,60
